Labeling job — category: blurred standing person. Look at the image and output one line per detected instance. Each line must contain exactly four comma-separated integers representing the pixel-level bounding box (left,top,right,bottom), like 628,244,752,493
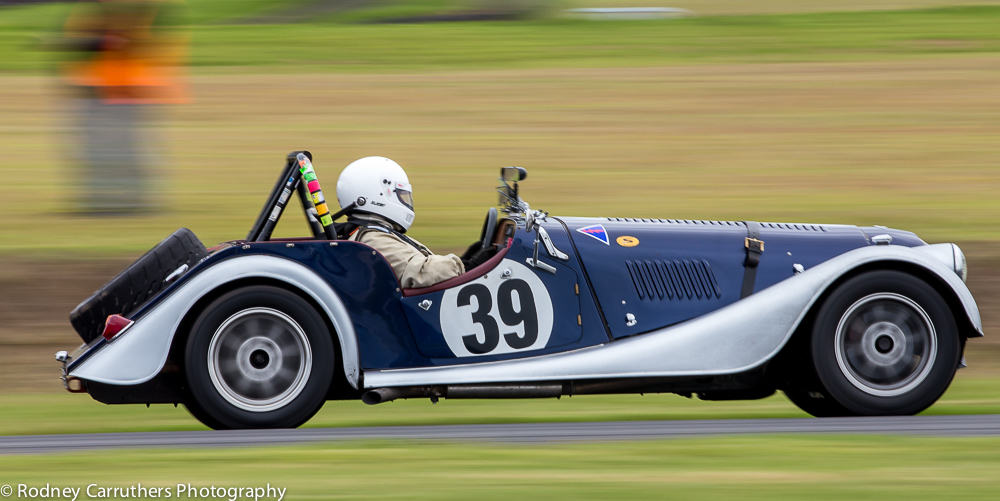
57,0,189,214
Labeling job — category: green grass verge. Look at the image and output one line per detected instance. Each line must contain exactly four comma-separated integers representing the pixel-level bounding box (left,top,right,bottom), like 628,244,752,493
3,6,1000,73
2,374,996,436
187,7,1000,72
1,436,999,499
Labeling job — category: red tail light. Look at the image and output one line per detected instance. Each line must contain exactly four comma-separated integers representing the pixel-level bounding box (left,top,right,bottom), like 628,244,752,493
102,314,134,341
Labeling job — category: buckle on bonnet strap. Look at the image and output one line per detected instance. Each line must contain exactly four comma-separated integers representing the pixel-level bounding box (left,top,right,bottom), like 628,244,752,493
744,237,764,266
741,222,764,298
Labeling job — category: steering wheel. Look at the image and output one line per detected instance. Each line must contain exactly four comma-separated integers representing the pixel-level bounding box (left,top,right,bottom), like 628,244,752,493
480,207,498,250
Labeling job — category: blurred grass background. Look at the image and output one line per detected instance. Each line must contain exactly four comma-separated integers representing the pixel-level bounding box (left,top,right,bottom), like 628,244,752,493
3,435,1000,500
0,0,999,443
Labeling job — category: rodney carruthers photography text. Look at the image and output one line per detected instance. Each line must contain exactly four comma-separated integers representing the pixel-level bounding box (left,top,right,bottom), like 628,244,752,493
4,483,286,501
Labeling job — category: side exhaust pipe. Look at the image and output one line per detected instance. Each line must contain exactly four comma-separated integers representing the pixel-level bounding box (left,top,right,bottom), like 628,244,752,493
361,387,433,405
446,385,562,399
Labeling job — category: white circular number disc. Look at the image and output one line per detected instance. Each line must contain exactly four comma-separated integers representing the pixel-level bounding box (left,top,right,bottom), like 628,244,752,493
440,259,554,357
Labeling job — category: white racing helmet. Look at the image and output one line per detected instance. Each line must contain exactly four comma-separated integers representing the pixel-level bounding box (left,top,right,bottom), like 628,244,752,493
336,156,415,231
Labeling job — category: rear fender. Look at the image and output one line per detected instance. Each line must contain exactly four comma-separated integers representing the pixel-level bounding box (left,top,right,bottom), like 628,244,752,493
67,255,360,388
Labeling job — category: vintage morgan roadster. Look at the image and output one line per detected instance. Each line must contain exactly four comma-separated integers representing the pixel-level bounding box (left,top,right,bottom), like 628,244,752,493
57,151,982,429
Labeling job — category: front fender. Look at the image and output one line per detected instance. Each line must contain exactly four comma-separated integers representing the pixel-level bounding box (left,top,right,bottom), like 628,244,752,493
363,244,981,388
68,255,360,388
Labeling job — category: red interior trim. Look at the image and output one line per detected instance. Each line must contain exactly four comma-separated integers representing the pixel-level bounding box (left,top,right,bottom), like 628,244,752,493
402,239,513,297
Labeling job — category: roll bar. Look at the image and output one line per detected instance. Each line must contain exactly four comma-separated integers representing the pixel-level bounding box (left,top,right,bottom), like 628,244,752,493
246,151,346,242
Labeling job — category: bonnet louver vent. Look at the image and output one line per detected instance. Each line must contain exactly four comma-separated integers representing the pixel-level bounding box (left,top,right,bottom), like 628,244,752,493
606,218,826,232
626,259,721,301
761,222,826,232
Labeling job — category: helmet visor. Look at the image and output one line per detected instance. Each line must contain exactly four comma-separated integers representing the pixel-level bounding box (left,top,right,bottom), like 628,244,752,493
395,188,413,210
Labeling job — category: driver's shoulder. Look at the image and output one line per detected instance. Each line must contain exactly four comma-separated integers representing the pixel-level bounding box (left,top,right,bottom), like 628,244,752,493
355,226,415,249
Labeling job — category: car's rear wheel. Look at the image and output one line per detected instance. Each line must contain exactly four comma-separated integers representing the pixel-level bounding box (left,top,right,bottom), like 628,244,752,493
807,270,960,416
184,286,333,429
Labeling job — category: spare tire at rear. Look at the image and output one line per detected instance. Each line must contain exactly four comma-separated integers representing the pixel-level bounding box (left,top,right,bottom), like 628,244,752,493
69,228,208,343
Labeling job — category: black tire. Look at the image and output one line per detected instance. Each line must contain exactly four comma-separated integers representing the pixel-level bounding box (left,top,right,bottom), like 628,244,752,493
783,389,853,417
69,228,207,343
184,286,334,430
810,270,960,416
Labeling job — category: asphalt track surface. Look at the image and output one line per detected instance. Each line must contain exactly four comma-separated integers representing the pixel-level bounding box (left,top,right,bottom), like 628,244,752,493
2,415,1000,454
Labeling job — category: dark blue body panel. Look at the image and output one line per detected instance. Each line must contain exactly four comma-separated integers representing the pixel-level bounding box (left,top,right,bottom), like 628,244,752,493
561,217,746,339
557,217,920,339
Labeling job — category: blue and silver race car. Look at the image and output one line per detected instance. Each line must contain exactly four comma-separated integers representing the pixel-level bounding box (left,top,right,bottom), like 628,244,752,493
57,151,982,429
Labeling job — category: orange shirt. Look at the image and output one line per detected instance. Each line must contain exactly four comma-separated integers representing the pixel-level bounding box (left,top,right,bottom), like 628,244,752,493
62,1,189,104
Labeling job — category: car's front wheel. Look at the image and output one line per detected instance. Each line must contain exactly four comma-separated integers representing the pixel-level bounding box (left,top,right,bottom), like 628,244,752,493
805,270,960,416
184,286,334,429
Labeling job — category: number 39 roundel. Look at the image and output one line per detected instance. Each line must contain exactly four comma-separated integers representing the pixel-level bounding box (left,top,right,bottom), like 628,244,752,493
440,259,554,357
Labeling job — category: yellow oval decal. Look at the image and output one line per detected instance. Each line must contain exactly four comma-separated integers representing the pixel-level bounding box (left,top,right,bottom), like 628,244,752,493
616,236,639,247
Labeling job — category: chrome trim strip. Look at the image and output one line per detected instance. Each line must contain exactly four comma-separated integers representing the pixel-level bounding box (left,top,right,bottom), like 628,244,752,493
68,255,360,388
363,245,982,388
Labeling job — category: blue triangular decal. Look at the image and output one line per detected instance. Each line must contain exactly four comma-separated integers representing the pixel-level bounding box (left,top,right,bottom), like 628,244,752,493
576,224,610,245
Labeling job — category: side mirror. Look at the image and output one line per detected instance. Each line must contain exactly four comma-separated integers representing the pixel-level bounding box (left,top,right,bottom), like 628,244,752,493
500,166,527,182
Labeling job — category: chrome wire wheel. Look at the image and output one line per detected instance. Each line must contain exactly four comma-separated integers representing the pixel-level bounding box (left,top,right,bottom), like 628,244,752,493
834,292,937,397
207,307,313,412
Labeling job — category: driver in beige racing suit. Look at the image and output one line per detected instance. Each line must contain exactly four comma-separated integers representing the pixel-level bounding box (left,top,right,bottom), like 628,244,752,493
336,156,495,289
